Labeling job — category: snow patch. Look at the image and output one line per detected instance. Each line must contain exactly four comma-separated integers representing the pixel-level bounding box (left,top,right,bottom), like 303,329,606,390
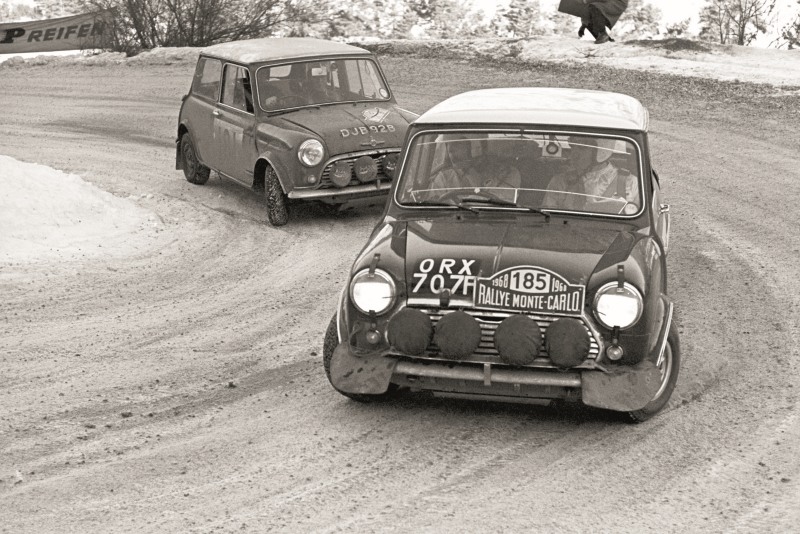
0,155,161,264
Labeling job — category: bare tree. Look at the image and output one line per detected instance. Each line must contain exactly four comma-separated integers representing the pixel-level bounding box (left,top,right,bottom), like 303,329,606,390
2,2,41,19
314,0,420,39
699,0,776,45
496,0,543,38
615,0,662,39
411,0,489,38
162,0,295,46
780,0,800,48
665,19,691,38
69,0,307,53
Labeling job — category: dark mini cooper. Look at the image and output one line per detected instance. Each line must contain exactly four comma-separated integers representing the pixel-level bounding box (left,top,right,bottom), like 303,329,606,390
176,37,416,226
323,88,679,422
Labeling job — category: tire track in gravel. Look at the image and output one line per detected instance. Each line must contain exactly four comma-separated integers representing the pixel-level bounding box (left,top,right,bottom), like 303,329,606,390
4,57,800,533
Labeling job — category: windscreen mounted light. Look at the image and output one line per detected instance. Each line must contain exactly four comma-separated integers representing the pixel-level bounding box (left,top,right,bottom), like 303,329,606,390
349,269,396,315
298,139,324,167
593,281,643,330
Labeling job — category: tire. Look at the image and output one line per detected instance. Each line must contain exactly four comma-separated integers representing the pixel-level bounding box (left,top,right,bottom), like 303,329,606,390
180,133,210,185
322,315,396,403
264,166,289,226
626,320,681,423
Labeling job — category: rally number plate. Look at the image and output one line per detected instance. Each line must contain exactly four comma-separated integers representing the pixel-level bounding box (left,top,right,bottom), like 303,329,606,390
474,266,585,316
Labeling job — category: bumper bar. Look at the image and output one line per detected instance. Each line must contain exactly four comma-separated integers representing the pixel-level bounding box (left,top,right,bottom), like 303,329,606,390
394,360,581,388
288,181,391,200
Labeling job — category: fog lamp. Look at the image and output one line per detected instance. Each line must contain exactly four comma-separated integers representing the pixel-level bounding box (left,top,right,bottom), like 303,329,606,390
545,318,590,368
383,154,399,177
330,161,351,187
365,330,382,344
354,155,378,182
606,345,624,361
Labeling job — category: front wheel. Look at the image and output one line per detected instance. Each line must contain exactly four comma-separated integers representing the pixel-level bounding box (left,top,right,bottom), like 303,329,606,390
180,133,210,185
264,166,289,226
626,320,681,423
322,315,396,403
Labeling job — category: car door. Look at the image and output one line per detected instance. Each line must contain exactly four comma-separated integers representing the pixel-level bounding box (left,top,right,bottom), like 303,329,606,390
214,63,258,184
187,56,223,169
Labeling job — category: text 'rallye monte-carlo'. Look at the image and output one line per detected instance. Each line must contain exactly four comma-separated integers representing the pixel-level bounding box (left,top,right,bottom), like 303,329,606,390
323,87,679,422
176,37,416,226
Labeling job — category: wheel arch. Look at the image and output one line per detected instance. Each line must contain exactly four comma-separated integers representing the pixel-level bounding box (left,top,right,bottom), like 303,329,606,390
176,124,190,170
253,156,288,194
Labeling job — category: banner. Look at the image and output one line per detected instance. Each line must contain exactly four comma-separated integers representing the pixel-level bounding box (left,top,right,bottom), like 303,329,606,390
558,0,590,19
0,11,110,54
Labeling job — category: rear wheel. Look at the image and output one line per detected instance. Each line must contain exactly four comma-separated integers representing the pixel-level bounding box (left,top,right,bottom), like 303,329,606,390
264,166,289,226
626,320,680,423
322,315,396,403
180,133,210,185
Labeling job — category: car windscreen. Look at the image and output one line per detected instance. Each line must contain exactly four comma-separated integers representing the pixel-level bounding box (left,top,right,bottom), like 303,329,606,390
256,58,390,112
395,131,643,217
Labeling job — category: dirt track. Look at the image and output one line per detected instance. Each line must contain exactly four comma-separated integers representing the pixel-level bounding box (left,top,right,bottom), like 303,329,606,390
2,55,800,532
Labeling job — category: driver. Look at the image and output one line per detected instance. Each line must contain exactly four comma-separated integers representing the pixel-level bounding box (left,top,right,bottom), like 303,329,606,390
543,138,639,213
261,81,284,110
305,72,330,103
428,138,521,194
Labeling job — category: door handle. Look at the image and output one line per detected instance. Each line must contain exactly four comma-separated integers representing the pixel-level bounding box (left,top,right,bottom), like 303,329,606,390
659,204,670,214
212,110,221,116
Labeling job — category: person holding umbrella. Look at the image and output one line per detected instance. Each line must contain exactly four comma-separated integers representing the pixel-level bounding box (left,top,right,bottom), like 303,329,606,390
571,0,629,44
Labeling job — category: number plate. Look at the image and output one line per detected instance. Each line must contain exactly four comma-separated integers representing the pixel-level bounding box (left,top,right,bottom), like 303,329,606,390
474,266,585,316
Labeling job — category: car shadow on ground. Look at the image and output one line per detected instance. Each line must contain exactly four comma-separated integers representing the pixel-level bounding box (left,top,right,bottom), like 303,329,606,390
288,200,386,227
188,172,387,227
336,389,631,426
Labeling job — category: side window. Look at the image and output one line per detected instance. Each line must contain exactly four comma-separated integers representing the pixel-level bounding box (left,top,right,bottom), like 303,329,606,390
220,64,253,113
191,57,222,102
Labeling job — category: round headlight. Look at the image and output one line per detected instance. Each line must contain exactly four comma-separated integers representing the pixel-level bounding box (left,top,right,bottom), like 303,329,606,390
350,269,396,315
593,282,643,330
298,139,324,167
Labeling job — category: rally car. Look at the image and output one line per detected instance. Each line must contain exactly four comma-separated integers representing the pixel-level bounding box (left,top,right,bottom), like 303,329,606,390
176,37,416,226
323,87,679,422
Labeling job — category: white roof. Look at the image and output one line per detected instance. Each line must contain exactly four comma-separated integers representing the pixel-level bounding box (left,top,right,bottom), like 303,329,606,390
202,37,370,65
415,88,649,132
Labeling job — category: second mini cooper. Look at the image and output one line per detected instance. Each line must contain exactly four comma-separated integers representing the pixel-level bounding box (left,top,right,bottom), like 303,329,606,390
176,37,416,225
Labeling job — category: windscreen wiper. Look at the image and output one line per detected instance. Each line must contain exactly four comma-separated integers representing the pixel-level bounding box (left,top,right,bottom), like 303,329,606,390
459,195,551,219
410,200,479,213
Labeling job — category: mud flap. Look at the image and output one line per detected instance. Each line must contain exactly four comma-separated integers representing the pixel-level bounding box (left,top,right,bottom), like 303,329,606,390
175,138,182,170
329,342,397,395
581,360,661,412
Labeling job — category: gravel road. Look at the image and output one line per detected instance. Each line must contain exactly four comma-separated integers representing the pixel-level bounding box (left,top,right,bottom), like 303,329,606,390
1,54,799,533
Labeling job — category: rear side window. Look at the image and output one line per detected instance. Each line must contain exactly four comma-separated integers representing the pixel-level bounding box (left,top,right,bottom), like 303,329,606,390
192,57,222,101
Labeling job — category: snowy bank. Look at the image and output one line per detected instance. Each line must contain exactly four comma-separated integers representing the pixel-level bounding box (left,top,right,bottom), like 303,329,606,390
0,155,161,265
2,36,799,87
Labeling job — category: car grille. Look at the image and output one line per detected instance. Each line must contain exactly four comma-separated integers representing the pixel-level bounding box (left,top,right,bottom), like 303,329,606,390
319,153,395,189
412,307,600,367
